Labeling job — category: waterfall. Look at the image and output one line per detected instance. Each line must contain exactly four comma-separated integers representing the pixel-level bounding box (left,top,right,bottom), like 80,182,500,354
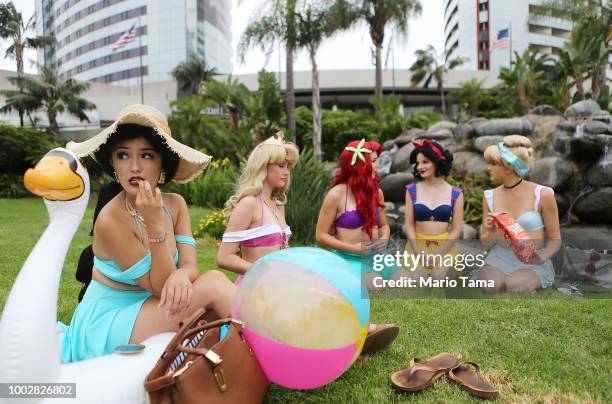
574,122,584,138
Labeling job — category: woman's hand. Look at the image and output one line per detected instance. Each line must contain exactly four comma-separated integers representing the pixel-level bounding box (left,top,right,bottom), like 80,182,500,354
158,270,192,318
373,238,389,253
136,180,164,232
484,216,496,230
526,251,545,265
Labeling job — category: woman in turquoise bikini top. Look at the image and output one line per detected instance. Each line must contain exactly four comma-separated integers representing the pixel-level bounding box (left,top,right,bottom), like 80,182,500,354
65,104,237,354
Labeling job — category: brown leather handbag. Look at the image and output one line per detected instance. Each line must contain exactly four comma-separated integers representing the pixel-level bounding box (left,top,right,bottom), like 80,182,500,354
144,308,270,404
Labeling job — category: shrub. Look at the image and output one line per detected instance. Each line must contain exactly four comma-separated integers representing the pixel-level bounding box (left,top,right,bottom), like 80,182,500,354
285,148,333,244
165,158,238,209
193,210,227,239
447,170,494,225
0,125,58,175
0,174,30,198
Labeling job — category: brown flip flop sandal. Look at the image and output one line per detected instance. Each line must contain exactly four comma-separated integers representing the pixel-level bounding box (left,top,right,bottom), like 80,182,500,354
448,361,499,399
390,353,459,392
361,324,400,355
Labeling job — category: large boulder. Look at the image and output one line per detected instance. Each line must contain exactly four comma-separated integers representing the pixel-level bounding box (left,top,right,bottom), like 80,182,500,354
528,157,574,192
461,224,478,240
474,135,504,153
564,100,601,118
382,140,396,151
559,225,612,250
453,123,476,141
553,135,602,162
380,172,413,204
427,120,457,133
524,114,567,157
390,143,415,173
467,117,488,128
557,120,577,133
529,105,562,116
555,192,571,218
474,118,535,137
574,187,612,224
585,159,612,187
584,120,610,135
452,151,489,175
394,128,424,147
423,128,453,141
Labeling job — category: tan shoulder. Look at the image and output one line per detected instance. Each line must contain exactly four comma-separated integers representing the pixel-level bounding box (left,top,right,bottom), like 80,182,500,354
327,184,344,199
235,194,259,210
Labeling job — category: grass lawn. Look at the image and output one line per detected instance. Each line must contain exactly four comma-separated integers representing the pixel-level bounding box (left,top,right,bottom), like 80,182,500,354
1,198,611,403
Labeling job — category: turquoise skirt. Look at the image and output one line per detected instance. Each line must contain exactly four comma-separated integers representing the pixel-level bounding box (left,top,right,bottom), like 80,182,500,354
57,280,151,363
333,250,396,281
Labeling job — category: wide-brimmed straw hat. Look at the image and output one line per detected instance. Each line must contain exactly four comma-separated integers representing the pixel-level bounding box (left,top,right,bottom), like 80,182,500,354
66,104,211,183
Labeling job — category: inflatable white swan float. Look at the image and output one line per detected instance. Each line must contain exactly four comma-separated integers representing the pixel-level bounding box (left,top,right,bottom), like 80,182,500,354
0,148,174,403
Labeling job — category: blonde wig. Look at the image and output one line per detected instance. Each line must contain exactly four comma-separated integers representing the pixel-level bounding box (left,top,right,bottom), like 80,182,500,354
223,141,299,217
484,135,534,169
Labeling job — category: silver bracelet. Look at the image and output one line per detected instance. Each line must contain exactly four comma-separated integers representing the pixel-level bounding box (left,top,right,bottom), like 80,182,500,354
149,231,167,244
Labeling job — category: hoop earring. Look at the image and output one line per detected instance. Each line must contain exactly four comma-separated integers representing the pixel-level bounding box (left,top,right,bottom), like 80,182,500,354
114,171,120,183
158,171,166,185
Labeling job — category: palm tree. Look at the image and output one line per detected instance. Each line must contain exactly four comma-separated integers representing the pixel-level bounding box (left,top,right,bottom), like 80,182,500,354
529,0,611,100
170,56,218,96
243,71,285,144
0,78,40,126
448,78,486,118
553,50,574,109
0,2,54,125
3,64,96,134
346,0,422,99
499,50,551,114
295,1,350,162
239,0,298,140
203,75,251,134
409,45,464,115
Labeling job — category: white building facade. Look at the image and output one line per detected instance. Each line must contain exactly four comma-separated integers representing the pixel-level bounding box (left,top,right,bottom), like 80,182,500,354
444,0,574,71
35,0,232,86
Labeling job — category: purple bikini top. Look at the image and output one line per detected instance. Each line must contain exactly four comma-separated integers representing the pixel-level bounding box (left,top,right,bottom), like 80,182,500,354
335,188,380,229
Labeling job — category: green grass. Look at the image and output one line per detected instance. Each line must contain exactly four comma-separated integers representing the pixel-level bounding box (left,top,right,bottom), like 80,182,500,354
1,198,611,403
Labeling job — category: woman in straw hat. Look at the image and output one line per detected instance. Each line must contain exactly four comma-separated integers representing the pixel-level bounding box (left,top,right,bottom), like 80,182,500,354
480,135,561,293
217,132,299,283
60,104,236,362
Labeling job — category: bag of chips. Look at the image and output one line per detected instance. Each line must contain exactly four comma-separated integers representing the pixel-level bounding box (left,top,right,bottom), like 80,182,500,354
489,212,536,263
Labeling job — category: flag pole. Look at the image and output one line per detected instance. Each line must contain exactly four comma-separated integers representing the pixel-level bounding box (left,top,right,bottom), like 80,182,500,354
508,22,512,66
138,14,144,104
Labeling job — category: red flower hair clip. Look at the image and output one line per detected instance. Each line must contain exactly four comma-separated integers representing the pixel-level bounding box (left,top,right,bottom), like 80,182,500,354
412,138,446,160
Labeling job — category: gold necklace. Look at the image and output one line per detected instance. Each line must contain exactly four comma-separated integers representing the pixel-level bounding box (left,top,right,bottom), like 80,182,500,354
262,195,287,248
125,194,146,227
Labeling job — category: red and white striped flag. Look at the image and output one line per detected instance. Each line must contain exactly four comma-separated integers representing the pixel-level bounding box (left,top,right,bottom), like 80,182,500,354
112,23,136,52
489,28,509,53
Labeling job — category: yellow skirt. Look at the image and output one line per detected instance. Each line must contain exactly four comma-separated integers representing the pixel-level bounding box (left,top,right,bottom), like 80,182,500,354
403,232,460,275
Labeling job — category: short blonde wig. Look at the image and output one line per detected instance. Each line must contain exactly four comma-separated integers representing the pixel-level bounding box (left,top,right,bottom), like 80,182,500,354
223,141,300,217
484,135,534,169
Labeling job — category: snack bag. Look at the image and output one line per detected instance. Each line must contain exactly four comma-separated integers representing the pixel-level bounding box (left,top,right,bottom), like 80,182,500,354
489,212,536,263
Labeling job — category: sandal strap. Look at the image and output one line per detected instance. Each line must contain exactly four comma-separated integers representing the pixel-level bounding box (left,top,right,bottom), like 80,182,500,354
405,358,441,378
449,361,484,382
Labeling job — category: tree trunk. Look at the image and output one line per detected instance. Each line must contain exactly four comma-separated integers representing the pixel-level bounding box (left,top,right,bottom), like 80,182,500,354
16,43,24,126
590,62,604,101
286,44,296,144
518,85,530,114
562,84,571,110
310,48,322,163
15,43,24,76
375,42,383,99
469,99,479,117
285,0,296,144
575,74,585,100
48,111,58,134
229,111,240,134
437,72,446,115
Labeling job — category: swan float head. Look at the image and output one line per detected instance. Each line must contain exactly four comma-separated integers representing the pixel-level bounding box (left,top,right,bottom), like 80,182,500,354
23,147,90,225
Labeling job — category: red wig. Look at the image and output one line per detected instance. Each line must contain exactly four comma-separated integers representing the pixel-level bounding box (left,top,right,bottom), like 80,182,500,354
330,140,384,240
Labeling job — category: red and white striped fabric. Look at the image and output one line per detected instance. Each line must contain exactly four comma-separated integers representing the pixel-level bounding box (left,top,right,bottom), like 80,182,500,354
489,28,509,52
112,23,136,52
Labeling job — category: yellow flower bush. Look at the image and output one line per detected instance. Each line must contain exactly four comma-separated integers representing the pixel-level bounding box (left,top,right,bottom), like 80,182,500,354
194,210,227,239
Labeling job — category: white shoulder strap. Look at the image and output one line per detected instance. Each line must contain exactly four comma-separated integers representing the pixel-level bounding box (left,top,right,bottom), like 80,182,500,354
484,189,494,212
535,185,554,210
221,224,283,243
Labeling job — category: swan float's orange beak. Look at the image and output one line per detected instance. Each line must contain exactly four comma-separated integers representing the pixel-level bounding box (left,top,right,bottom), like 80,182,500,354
24,150,85,201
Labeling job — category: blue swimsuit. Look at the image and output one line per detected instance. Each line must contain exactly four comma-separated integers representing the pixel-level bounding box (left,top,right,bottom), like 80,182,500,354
58,207,196,363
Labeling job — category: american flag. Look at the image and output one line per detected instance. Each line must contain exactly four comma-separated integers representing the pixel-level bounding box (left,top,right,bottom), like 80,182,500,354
112,23,136,52
490,28,510,52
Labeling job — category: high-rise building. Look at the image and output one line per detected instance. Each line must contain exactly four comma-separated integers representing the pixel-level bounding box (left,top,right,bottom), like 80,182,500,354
444,0,575,71
35,0,232,85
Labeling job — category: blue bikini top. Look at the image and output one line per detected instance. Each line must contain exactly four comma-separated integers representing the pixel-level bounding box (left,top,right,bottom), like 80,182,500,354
406,183,462,223
94,206,196,286
484,185,553,232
